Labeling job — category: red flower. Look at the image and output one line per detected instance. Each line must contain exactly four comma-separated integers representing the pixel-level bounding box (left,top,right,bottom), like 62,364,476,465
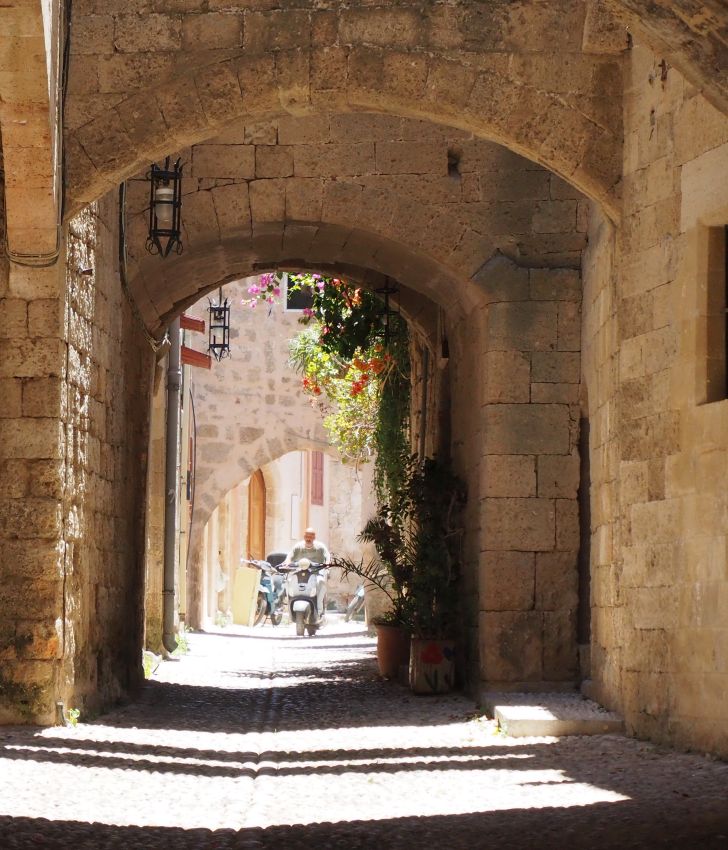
420,642,444,664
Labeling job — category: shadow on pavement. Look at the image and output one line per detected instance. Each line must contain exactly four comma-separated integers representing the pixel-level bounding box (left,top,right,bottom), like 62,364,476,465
0,801,726,849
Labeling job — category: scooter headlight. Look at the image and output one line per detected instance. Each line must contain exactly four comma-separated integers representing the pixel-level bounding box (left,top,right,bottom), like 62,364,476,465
298,558,311,569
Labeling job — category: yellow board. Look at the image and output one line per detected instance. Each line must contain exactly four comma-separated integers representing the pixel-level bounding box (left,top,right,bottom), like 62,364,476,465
232,565,260,626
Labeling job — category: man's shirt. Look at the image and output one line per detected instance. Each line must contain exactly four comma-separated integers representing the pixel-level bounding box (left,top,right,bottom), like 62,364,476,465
287,541,329,564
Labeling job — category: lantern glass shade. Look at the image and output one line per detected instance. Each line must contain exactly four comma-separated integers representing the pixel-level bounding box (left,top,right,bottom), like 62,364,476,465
146,156,183,258
155,186,175,227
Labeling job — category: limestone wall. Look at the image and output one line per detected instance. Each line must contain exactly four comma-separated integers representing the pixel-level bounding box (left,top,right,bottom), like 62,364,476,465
0,188,151,723
182,277,329,534
61,197,151,716
582,43,728,756
471,258,583,690
64,1,623,216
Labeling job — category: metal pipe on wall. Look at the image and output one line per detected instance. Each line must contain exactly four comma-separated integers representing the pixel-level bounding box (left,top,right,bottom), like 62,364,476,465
163,318,182,653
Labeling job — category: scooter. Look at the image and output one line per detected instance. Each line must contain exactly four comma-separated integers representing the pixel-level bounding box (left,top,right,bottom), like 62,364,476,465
241,558,287,626
344,583,366,622
280,558,328,636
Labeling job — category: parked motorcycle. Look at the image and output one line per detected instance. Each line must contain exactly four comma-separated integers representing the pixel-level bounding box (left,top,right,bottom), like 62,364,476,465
280,558,328,636
241,558,287,626
344,583,366,622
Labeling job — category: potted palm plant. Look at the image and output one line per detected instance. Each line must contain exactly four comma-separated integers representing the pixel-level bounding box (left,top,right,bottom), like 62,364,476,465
334,505,414,679
405,457,466,694
335,456,466,691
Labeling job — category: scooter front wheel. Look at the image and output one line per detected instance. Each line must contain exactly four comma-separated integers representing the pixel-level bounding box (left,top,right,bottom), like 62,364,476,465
294,610,305,636
253,594,267,626
271,609,283,626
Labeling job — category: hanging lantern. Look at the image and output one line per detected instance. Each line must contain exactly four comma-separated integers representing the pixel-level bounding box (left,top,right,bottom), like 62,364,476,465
146,156,183,257
208,288,231,361
375,278,401,346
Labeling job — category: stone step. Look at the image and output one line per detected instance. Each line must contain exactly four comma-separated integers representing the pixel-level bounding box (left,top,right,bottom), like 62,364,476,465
481,689,625,738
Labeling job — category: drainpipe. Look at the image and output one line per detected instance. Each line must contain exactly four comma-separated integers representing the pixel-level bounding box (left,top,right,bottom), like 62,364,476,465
163,318,181,653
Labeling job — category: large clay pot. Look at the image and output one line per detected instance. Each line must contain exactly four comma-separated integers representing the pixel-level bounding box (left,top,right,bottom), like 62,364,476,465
409,638,456,694
375,623,411,679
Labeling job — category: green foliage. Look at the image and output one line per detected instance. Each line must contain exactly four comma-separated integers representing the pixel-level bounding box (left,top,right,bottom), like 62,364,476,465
293,273,383,360
67,707,80,727
405,457,466,639
172,628,190,656
142,650,160,679
374,316,410,506
288,280,401,467
334,456,466,638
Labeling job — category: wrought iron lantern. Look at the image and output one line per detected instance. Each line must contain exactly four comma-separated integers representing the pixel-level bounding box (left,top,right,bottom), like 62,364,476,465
375,277,401,346
146,156,183,257
208,288,231,361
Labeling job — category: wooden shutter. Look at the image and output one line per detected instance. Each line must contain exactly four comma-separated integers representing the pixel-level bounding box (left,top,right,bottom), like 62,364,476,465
310,451,324,506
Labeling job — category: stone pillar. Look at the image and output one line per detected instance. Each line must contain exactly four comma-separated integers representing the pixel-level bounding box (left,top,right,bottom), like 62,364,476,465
477,258,582,690
0,262,66,724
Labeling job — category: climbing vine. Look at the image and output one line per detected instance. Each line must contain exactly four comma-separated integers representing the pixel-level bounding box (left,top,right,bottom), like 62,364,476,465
282,273,410,500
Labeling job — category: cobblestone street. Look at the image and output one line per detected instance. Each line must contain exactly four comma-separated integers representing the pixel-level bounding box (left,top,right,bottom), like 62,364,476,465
0,620,727,849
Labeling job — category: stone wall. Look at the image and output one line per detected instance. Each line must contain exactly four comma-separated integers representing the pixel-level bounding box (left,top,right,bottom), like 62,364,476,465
471,258,583,690
121,114,589,339
64,1,623,216
0,188,151,723
182,277,330,531
581,42,728,756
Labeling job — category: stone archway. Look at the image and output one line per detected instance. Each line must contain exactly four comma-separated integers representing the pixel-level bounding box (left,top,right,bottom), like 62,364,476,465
122,114,588,337
64,1,624,219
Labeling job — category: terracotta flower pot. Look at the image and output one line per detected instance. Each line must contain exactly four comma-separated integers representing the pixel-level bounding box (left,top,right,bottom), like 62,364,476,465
375,623,411,679
409,638,455,694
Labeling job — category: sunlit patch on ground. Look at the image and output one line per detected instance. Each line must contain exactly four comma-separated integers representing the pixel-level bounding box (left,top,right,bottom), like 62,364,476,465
0,621,726,847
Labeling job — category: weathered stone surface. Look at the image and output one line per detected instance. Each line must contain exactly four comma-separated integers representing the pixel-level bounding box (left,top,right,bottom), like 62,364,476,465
485,404,571,455
480,551,535,611
487,302,558,352
484,351,530,403
481,455,536,498
192,144,255,179
480,610,543,682
483,498,556,552
538,453,580,499
536,551,579,611
6,2,728,762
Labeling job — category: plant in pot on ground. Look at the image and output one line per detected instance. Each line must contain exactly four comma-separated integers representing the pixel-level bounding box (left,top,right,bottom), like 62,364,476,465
334,501,416,679
404,456,466,694
334,455,466,691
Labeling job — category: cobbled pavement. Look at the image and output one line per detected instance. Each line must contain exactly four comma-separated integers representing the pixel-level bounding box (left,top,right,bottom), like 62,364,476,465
0,618,727,849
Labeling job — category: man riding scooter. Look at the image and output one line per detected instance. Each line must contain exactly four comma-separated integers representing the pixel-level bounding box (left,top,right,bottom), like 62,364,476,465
282,528,330,637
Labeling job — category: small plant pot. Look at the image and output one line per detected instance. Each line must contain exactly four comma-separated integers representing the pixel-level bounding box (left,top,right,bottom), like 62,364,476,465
409,638,455,694
375,623,411,679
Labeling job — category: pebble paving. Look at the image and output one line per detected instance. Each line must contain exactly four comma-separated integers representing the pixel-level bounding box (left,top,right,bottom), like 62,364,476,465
0,618,727,849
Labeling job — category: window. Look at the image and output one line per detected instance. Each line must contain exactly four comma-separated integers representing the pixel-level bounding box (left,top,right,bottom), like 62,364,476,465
284,274,314,311
310,451,324,505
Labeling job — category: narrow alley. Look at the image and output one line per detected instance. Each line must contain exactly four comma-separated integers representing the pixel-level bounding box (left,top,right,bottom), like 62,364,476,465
0,621,726,849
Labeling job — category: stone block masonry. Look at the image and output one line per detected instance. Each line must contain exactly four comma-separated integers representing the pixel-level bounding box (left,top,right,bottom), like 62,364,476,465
0,191,152,724
477,259,581,689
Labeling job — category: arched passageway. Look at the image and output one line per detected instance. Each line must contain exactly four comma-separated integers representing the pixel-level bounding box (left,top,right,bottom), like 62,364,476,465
2,0,728,766
127,109,589,693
